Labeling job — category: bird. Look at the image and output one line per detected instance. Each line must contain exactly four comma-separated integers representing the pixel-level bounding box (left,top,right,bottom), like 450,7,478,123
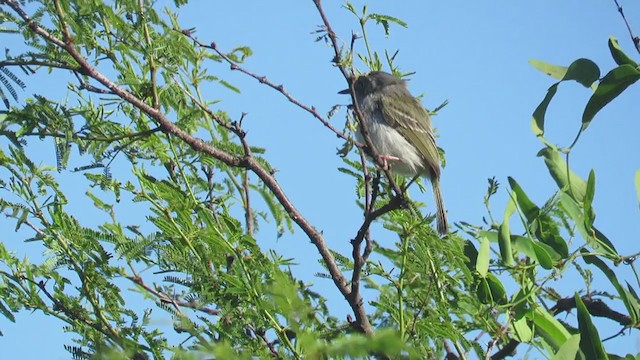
339,71,448,235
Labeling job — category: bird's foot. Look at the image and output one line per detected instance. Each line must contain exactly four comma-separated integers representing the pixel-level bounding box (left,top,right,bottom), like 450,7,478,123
378,154,401,170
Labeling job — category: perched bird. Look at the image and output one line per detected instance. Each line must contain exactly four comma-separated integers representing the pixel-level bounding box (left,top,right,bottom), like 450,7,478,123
340,71,448,235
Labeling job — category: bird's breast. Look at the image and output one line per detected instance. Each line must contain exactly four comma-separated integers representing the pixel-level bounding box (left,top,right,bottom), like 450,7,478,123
357,107,426,176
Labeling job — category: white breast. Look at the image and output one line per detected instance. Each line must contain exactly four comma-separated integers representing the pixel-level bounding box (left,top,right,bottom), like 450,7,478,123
356,97,426,176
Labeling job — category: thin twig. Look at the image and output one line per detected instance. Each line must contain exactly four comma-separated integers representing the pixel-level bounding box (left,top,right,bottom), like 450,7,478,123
172,76,235,131
138,0,159,109
486,326,509,360
19,275,106,333
179,30,351,143
248,325,282,359
612,0,640,53
202,165,217,211
351,197,403,287
17,127,162,142
243,169,254,235
125,274,219,316
74,72,115,94
0,58,82,73
233,113,254,235
602,327,627,342
23,218,45,237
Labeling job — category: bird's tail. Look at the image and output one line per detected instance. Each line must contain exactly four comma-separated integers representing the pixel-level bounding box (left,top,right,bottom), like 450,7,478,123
432,178,448,236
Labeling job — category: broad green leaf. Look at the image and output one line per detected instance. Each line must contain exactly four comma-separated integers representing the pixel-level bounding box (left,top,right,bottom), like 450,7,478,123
621,354,640,360
593,227,617,255
530,59,569,79
564,58,601,87
480,231,545,262
530,58,600,138
539,227,568,260
499,194,516,266
583,252,639,324
575,293,608,360
531,82,558,136
583,169,596,230
506,183,563,260
528,306,571,350
512,286,534,319
486,273,508,305
536,241,563,261
538,147,587,202
608,36,637,67
463,240,479,270
508,177,539,221
478,230,498,243
532,241,553,269
559,193,618,256
551,334,581,360
626,282,640,324
477,278,492,304
476,236,490,277
583,65,640,131
529,58,599,87
477,275,508,305
506,177,568,258
512,235,538,260
510,316,533,342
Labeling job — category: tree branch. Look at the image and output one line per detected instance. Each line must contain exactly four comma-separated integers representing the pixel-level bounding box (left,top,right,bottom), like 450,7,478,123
351,195,403,294
551,295,633,326
0,58,80,72
491,295,637,359
2,0,353,335
312,0,409,341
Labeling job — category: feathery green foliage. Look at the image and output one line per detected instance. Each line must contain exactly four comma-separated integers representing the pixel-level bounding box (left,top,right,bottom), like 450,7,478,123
0,0,639,359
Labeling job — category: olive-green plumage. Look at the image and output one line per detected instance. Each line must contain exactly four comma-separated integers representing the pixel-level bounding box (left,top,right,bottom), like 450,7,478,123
344,71,448,235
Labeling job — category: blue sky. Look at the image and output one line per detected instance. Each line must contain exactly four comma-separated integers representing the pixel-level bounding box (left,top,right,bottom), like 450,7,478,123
1,0,640,358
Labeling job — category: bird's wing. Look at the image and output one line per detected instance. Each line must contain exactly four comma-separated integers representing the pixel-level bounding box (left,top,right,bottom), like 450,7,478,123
379,94,441,178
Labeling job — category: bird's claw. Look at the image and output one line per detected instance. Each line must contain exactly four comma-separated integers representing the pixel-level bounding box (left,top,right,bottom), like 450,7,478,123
378,154,400,170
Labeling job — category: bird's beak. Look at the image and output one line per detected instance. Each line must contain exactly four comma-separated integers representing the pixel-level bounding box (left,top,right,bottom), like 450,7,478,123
338,77,354,94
